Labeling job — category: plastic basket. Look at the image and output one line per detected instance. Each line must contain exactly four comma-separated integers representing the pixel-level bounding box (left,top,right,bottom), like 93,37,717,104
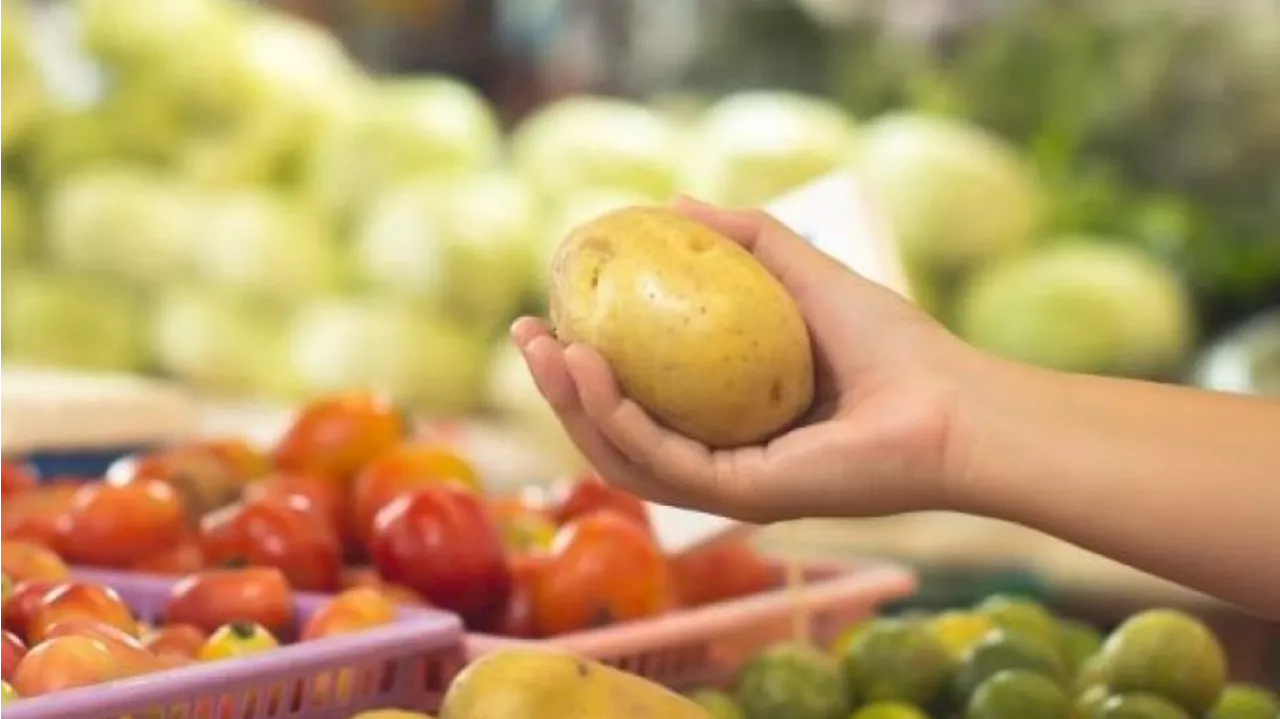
6,569,466,719
466,559,915,689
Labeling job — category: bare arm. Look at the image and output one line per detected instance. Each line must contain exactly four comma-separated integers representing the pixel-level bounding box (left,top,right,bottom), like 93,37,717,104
954,356,1280,618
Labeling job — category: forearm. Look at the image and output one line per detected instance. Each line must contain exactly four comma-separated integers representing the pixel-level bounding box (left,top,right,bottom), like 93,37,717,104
953,355,1280,618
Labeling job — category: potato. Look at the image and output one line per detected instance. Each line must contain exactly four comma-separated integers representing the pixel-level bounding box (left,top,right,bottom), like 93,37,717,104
549,206,814,447
440,649,710,719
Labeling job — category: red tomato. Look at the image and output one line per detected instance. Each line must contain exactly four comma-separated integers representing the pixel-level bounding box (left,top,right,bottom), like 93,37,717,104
551,474,651,530
1,462,38,499
273,392,407,484
243,472,352,549
1,629,25,681
495,553,548,639
54,479,187,568
199,495,342,591
1,540,69,584
352,443,480,549
30,581,138,644
106,444,244,520
369,485,511,631
2,481,80,545
130,534,206,575
533,510,672,636
163,567,294,637
2,579,59,640
670,539,781,607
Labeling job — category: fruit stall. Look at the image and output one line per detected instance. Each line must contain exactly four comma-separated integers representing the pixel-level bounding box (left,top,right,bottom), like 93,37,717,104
3,0,1279,717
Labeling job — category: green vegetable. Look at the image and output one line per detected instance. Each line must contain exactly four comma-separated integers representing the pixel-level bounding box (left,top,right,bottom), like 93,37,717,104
736,642,848,719
2,270,149,372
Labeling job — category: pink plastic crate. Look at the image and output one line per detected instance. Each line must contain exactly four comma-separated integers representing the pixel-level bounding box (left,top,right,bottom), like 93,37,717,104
6,569,466,719
466,559,915,689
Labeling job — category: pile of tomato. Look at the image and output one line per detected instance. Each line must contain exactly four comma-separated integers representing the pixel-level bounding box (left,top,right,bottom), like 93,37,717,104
1,535,405,701
1,391,782,647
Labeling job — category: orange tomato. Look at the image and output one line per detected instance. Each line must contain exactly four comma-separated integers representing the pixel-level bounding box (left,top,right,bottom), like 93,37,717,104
106,442,252,519
163,568,294,637
142,623,208,659
11,636,118,696
489,496,557,552
532,510,672,636
243,472,353,550
670,539,781,608
2,579,59,640
495,552,547,639
300,587,397,640
199,495,342,592
551,474,651,531
54,479,188,568
30,582,138,644
1,630,24,681
338,567,426,606
352,443,480,549
273,392,407,484
2,481,81,546
131,534,205,576
0,541,69,584
1,462,38,499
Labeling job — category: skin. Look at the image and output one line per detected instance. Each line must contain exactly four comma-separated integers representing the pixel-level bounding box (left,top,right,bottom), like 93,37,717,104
513,197,1280,620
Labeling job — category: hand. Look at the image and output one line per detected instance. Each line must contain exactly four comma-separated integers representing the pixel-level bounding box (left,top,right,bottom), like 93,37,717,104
513,197,986,524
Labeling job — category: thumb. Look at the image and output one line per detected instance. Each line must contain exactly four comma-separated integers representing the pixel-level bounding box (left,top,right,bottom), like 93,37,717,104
671,196,854,301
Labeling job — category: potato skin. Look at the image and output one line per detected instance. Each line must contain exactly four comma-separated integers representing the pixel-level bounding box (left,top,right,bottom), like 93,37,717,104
549,206,814,448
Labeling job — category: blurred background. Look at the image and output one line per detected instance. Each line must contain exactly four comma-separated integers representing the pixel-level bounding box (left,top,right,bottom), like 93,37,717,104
2,0,1279,680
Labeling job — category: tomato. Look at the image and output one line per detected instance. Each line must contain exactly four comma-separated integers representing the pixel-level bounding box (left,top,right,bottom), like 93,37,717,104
198,621,279,661
489,496,558,552
54,479,188,567
131,534,205,575
369,485,511,631
30,582,138,644
551,474,651,531
106,443,250,520
670,538,781,608
199,495,342,591
2,580,58,639
163,567,294,637
1,540,69,584
495,553,547,638
338,567,426,606
243,472,353,550
1,462,38,499
301,587,397,641
1,630,25,681
11,635,118,696
142,623,208,659
273,392,407,484
1,574,11,605
2,481,80,545
352,443,480,549
201,438,270,483
533,510,672,636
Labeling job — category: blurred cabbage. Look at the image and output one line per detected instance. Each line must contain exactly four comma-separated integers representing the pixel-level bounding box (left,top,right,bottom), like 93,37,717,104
190,189,341,304
78,0,242,70
854,113,1044,275
286,298,488,414
956,240,1195,377
23,104,121,185
151,289,287,395
354,170,543,330
2,185,34,263
2,270,149,372
509,96,682,203
305,75,501,225
682,91,858,206
486,341,587,472
2,4,46,151
45,166,200,286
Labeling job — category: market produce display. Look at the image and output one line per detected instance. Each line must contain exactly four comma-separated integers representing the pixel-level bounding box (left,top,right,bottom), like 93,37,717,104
677,596,1276,719
1,391,783,639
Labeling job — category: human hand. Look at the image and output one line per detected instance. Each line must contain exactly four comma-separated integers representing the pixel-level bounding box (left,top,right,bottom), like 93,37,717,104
512,197,986,523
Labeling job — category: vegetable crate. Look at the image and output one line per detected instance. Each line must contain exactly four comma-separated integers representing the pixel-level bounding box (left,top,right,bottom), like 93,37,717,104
7,569,467,719
467,559,915,689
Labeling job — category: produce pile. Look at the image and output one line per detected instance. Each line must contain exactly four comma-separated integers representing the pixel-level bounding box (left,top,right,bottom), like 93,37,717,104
680,596,1279,719
1,544,407,704
2,392,782,637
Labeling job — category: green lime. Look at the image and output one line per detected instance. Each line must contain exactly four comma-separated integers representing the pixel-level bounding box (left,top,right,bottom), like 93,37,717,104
965,669,1070,719
831,618,874,659
929,610,996,663
689,688,747,719
1059,619,1104,676
974,595,1063,655
1095,693,1193,719
1208,684,1280,719
1076,685,1114,719
1096,609,1226,715
850,701,932,719
737,642,849,719
840,618,951,707
953,628,1067,702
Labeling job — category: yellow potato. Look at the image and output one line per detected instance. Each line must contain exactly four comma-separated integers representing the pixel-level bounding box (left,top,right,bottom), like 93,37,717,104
440,649,709,719
549,206,814,447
